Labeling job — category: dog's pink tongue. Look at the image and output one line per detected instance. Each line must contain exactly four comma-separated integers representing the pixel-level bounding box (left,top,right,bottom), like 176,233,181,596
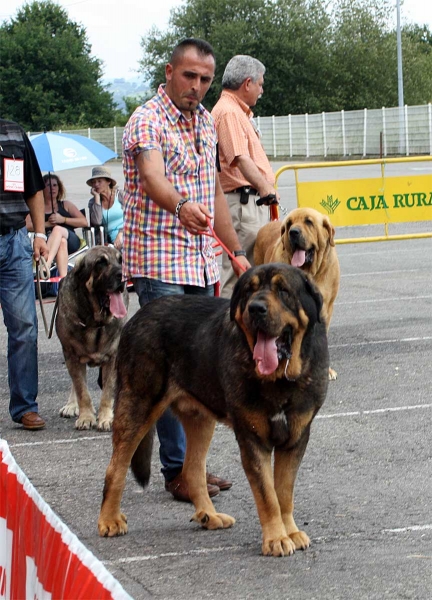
253,331,279,375
291,249,306,267
108,292,127,319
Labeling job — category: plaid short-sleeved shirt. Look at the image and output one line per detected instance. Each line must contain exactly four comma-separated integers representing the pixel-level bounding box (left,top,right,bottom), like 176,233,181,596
122,85,220,287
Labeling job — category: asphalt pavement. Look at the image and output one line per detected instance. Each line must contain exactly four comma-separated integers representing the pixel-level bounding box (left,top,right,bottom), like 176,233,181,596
0,161,431,599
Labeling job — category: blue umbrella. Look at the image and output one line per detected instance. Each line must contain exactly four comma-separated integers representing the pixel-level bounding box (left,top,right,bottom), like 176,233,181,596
30,131,117,172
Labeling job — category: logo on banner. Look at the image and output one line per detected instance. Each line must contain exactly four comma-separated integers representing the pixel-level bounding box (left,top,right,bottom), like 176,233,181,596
320,195,341,215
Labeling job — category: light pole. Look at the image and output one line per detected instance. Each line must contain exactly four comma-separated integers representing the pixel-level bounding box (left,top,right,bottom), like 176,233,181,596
396,0,405,154
396,0,404,107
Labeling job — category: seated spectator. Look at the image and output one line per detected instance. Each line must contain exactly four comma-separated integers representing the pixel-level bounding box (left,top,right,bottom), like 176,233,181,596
27,173,88,277
87,166,124,250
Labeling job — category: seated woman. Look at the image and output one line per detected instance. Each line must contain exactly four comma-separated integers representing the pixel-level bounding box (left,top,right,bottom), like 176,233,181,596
27,173,88,278
87,166,124,250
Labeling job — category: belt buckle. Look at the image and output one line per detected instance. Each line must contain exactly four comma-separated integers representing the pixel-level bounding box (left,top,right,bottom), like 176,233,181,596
243,186,251,194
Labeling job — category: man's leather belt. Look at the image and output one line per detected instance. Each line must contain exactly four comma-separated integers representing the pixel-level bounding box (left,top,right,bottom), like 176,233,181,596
0,222,25,236
228,186,259,196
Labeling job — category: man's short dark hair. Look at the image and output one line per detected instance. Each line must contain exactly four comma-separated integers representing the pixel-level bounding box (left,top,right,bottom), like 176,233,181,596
170,38,216,66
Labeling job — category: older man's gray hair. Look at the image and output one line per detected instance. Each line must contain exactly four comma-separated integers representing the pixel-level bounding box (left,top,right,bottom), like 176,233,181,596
222,55,266,90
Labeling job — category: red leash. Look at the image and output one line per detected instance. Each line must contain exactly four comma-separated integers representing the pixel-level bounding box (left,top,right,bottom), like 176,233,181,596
202,217,247,273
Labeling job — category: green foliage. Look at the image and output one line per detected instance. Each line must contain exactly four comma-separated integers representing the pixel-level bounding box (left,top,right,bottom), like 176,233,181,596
400,25,432,105
139,0,432,114
0,1,116,130
113,93,155,126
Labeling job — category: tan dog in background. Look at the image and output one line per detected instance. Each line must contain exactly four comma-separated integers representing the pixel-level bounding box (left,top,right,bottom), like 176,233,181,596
254,207,340,379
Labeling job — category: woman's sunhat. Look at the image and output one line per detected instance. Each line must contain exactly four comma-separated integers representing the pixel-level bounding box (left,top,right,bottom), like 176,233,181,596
86,166,116,187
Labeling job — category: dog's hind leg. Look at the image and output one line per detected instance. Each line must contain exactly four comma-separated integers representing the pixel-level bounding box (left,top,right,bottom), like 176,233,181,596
274,433,311,551
98,393,170,537
180,413,235,531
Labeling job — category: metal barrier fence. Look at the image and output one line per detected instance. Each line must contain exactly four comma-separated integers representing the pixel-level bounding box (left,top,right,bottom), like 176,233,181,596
29,103,432,160
257,104,432,158
275,156,432,244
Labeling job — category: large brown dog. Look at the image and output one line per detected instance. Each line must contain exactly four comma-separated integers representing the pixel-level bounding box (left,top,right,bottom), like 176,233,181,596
55,246,128,431
98,264,329,557
254,207,340,379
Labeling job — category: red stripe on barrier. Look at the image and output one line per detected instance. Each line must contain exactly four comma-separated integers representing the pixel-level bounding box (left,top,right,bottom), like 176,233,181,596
0,440,131,600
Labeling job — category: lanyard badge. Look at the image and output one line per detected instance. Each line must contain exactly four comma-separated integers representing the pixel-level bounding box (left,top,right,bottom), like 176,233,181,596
3,157,25,192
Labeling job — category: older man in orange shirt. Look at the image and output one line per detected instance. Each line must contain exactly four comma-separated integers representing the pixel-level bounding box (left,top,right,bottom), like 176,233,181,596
212,55,279,298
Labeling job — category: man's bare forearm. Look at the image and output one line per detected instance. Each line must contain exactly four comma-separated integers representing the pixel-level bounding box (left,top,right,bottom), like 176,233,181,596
135,150,182,214
235,155,275,197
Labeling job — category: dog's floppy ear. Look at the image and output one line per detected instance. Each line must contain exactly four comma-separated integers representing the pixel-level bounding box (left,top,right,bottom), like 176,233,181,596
280,222,286,250
322,216,336,247
72,253,92,285
302,274,323,324
280,219,290,251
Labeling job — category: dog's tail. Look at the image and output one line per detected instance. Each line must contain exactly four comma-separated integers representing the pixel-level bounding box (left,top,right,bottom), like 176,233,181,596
130,426,155,487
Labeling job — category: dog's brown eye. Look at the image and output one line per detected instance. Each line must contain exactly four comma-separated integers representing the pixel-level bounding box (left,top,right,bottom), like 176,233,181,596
305,218,313,226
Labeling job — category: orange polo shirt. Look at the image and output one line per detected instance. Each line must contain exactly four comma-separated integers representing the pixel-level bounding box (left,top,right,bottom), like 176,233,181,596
212,90,275,193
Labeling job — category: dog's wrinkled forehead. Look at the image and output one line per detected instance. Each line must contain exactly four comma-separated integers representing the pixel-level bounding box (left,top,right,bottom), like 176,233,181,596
230,263,323,324
231,264,300,318
89,247,121,265
249,264,300,291
75,246,122,282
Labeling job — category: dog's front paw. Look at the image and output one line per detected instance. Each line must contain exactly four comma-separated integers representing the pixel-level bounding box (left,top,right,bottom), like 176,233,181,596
97,409,113,431
59,402,79,418
75,412,97,430
328,367,338,380
289,530,310,550
262,534,296,557
98,512,128,537
191,511,235,530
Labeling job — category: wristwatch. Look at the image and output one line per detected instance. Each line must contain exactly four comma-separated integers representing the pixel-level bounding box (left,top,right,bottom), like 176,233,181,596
34,233,47,241
229,249,247,260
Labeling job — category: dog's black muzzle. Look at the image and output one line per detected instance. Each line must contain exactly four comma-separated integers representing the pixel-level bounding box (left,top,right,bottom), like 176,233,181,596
289,227,305,248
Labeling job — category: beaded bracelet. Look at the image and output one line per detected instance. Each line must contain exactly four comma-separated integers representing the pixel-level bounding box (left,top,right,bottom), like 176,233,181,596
175,199,189,219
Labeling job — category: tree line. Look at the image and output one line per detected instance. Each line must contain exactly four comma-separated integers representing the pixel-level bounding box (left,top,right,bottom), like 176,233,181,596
1,0,431,131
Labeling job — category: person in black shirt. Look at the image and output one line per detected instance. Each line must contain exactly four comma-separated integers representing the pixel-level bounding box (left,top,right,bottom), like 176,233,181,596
0,118,48,430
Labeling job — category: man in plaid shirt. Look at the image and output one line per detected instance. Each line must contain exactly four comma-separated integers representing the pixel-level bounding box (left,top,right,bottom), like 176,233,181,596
122,38,249,502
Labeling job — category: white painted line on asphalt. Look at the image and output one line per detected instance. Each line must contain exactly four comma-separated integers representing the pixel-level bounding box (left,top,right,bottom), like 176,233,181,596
104,545,245,565
7,403,431,449
341,269,423,277
104,524,432,565
316,403,432,420
382,524,432,533
9,435,110,448
336,296,432,305
329,336,432,347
